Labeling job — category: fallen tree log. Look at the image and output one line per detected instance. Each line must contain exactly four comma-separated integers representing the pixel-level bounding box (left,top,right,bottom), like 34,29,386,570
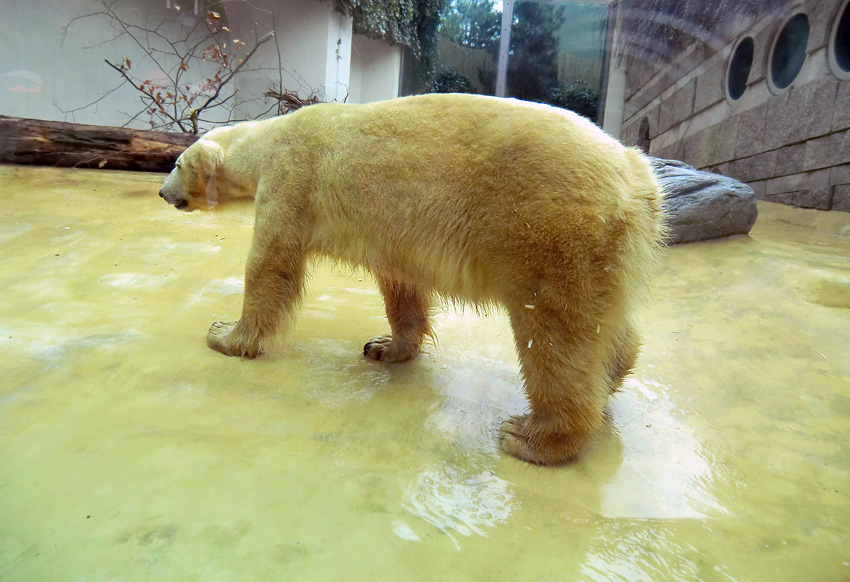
0,115,198,173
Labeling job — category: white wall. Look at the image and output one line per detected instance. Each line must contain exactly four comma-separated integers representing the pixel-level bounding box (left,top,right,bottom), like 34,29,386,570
349,35,401,104
323,8,353,103
0,0,387,132
0,0,179,127
600,3,625,139
228,0,351,109
602,58,626,139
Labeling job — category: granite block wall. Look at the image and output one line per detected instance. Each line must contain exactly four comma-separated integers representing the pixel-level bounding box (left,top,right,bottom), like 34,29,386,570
617,0,850,211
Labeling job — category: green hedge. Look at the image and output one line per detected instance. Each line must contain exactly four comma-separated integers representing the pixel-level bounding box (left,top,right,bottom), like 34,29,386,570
334,0,447,68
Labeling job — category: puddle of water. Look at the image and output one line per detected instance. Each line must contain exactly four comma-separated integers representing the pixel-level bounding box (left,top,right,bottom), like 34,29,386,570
603,378,728,520
404,463,517,546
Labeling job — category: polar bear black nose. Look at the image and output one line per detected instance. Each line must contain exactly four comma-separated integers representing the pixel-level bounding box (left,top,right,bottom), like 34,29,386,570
158,190,164,198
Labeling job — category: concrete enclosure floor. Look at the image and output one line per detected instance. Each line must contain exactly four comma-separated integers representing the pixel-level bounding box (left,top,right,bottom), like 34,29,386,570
1,165,849,581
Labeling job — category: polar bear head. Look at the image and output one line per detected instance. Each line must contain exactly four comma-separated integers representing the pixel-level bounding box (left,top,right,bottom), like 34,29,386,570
159,138,225,211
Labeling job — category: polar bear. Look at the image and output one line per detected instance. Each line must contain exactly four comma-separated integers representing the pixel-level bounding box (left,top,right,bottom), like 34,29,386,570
159,93,665,465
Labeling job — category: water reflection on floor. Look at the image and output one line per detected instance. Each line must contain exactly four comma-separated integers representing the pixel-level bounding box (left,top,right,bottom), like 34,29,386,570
1,166,848,581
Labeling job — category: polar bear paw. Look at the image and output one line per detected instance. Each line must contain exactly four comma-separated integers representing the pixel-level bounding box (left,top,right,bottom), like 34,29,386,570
499,414,581,466
207,321,261,358
363,335,419,363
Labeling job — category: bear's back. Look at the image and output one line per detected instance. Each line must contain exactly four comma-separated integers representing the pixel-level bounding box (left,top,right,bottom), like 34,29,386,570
267,94,663,303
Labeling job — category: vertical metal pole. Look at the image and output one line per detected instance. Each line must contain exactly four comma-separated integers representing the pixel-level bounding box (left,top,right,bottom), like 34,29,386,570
597,0,617,126
495,0,514,97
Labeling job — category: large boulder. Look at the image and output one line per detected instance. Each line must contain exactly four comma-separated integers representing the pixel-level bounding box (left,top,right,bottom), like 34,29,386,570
651,157,758,245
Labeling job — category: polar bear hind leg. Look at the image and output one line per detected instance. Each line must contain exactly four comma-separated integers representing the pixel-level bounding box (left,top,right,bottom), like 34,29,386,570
498,291,616,465
364,278,432,363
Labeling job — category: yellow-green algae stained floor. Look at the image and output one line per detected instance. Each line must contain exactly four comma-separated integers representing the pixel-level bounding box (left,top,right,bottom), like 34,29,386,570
1,165,848,581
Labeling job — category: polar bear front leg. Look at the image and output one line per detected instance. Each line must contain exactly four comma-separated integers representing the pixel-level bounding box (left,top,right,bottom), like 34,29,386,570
207,207,307,358
364,278,431,363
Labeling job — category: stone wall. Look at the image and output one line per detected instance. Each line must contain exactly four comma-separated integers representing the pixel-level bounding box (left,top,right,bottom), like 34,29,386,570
617,0,850,212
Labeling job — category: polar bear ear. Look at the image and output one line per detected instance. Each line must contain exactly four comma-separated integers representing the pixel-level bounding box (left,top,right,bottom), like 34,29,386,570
196,139,225,174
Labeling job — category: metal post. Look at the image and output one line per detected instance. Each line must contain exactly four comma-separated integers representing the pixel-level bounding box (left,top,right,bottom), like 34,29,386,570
495,0,514,97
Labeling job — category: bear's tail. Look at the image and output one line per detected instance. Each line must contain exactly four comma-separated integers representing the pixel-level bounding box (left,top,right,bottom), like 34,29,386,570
617,147,668,312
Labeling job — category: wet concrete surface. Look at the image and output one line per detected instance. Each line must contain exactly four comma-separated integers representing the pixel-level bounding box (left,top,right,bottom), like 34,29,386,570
1,165,848,581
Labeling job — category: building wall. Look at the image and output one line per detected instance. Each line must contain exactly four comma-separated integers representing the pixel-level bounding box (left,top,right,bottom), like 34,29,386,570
0,0,396,132
349,35,401,104
615,0,850,212
228,0,351,110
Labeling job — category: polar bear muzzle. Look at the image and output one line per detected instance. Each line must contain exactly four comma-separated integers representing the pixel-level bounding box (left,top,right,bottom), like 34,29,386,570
159,165,190,210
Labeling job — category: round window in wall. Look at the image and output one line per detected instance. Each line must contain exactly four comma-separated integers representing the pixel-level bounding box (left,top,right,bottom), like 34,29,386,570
727,36,754,101
829,0,850,80
768,12,810,93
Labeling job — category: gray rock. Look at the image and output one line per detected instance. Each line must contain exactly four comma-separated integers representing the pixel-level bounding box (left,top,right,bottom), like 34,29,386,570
651,157,758,245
